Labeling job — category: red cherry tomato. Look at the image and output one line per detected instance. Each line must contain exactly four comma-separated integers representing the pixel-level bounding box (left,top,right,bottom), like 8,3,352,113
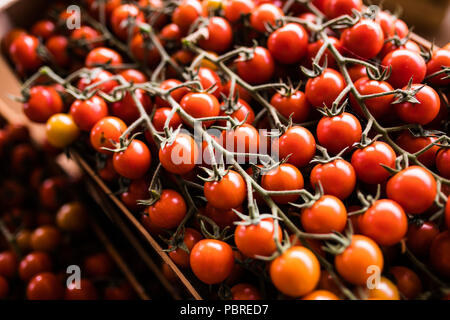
204,170,246,210
26,272,64,300
220,123,260,156
386,166,437,214
119,69,148,83
158,133,199,175
395,131,439,168
250,3,283,33
199,17,233,53
65,279,98,300
169,228,203,268
111,89,153,125
180,92,220,127
261,163,304,204
305,68,346,108
45,36,70,67
273,126,316,168
90,116,128,154
268,23,308,64
406,221,439,256
395,84,440,125
204,203,242,229
437,148,450,179
381,49,426,88
306,37,342,68
270,91,311,123
236,46,275,84
301,195,347,233
23,86,63,123
217,99,255,127
110,4,144,40
19,252,52,281
147,189,187,229
317,112,362,155
389,266,422,300
231,283,262,300
84,253,114,277
155,79,190,108
324,0,362,19
152,107,183,131
426,49,450,86
190,239,235,284
9,34,43,73
130,33,161,68
113,140,152,179
85,47,123,67
172,0,204,31
430,231,450,277
340,19,384,59
77,69,119,94
310,159,356,199
197,67,223,98
70,95,109,131
302,290,339,300
70,25,103,56
224,0,255,23
0,251,17,278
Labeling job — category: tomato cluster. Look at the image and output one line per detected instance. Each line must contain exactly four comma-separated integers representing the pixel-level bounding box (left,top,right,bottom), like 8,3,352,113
0,123,136,300
2,0,450,301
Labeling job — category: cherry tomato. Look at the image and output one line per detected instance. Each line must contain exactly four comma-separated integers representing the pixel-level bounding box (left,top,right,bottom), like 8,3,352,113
395,131,439,168
224,0,255,22
324,0,362,19
302,290,339,300
389,266,422,299
147,189,187,229
235,218,282,258
23,86,64,123
197,67,223,98
190,239,235,284
386,166,437,214
436,149,450,179
306,37,342,68
335,235,384,285
16,229,32,252
65,278,98,300
268,23,308,64
220,123,260,156
236,46,275,84
172,0,204,31
250,3,283,33
56,201,88,232
70,95,109,131
77,69,119,94
111,89,153,125
231,283,262,300
270,91,311,123
130,33,161,68
199,17,232,53
261,163,304,204
222,79,252,102
348,64,368,82
0,251,17,278
104,281,136,300
159,23,182,42
380,39,421,58
310,159,356,199
155,79,190,108
446,195,450,230
70,25,103,56
381,49,426,88
113,140,151,180
158,133,199,175
301,195,347,234
90,116,128,154
84,253,114,277
317,112,362,155
19,252,52,281
9,34,43,73
358,276,400,300
270,246,320,297
46,114,80,148
217,99,255,127
394,19,409,38
376,11,395,37
169,228,203,268
152,107,183,131
119,69,148,84
204,170,246,210
30,225,61,252
395,84,440,125
349,77,394,119
85,47,123,67
204,203,242,229
98,157,119,182
26,272,64,300
426,49,450,86
273,126,315,168
305,68,346,108
351,141,396,184
430,231,450,277
120,178,149,212
45,35,70,67
180,92,220,127
340,19,384,59
406,221,439,256
110,4,144,40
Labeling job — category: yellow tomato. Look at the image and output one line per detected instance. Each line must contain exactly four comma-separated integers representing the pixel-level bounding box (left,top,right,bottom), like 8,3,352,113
46,113,80,148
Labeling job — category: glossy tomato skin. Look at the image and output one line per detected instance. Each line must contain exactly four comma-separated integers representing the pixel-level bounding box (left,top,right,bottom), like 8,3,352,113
204,203,242,229
380,39,420,59
130,33,161,68
190,239,235,284
302,290,339,300
340,19,384,59
110,4,144,40
217,99,255,127
30,225,61,252
389,266,422,299
376,11,395,37
324,0,362,18
64,278,98,300
351,141,396,184
395,131,439,168
395,84,440,125
111,89,153,125
77,69,118,94
359,199,408,246
85,47,123,67
394,19,409,38
349,77,394,119
305,68,346,108
45,36,70,67
250,3,283,33
0,251,17,278
90,116,128,154
56,202,88,232
437,149,450,179
224,0,255,23
426,49,450,86
159,133,199,175
261,163,304,204
199,17,232,53
406,221,439,256
386,166,437,214
70,26,102,56
113,140,151,179
19,252,52,281
221,123,259,157
152,107,183,131
273,126,315,168
231,283,262,300
358,276,400,300
317,112,362,155
23,86,64,123
9,34,43,73
301,195,347,233
270,91,311,123
335,235,384,285
267,23,308,64
180,92,220,127
197,67,223,98
235,218,282,258
119,69,148,83
236,46,275,85
46,114,80,149
26,272,64,300
381,49,426,88
430,231,450,278
169,228,203,268
204,170,246,210
70,95,109,131
270,246,320,297
155,79,190,108
305,37,342,68
347,64,367,82
310,159,356,199
147,189,187,229
172,0,204,31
